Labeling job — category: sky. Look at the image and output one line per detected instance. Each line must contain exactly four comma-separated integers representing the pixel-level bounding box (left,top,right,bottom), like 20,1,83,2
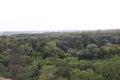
0,0,120,31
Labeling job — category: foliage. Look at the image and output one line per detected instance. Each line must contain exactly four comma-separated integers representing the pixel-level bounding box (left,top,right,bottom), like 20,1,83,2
0,30,120,80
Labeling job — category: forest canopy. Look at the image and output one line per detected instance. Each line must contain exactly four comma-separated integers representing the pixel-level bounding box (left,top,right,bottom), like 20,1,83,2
0,29,120,80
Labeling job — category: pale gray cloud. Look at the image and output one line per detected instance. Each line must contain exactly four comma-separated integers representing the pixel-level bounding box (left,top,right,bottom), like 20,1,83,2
0,0,120,31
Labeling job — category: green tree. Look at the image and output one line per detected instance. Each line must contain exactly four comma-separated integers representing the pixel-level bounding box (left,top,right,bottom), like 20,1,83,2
70,68,80,80
43,41,64,58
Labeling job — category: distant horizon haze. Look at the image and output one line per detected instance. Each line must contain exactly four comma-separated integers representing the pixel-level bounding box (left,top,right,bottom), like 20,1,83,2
0,27,120,32
0,26,120,32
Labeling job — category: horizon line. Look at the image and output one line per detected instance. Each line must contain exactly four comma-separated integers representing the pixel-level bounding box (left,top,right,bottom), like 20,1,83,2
0,28,120,32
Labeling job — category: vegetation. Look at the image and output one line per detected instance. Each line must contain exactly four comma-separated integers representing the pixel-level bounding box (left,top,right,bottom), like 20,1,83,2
0,29,120,80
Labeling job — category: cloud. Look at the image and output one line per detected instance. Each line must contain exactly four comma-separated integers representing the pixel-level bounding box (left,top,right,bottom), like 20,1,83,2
0,0,120,31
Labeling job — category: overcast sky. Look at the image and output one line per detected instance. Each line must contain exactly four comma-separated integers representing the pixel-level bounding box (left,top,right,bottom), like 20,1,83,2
0,0,120,31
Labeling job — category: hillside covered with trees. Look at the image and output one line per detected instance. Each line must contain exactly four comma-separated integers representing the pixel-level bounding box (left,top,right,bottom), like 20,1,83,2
0,29,120,80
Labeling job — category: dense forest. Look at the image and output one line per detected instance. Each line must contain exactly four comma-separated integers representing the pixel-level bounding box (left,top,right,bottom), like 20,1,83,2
0,29,120,80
